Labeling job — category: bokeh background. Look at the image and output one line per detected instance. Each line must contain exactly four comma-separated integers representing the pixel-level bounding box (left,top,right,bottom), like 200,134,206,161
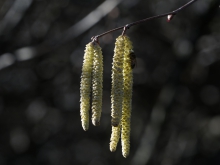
0,0,220,164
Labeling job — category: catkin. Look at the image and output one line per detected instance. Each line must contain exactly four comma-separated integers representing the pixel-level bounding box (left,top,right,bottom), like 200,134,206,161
111,35,125,127
91,43,103,126
80,42,94,131
81,35,133,158
121,35,133,158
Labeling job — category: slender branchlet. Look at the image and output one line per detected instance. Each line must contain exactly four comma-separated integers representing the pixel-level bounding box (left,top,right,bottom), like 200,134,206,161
91,0,197,40
80,42,95,131
91,43,103,126
121,35,133,158
111,35,125,127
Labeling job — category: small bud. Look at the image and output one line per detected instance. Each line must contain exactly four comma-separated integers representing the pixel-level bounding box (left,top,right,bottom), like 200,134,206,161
167,14,175,22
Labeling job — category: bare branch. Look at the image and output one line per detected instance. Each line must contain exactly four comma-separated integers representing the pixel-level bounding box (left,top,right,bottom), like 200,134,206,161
93,0,198,39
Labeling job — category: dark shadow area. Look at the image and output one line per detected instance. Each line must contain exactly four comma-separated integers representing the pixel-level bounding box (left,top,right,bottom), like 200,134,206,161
0,0,220,164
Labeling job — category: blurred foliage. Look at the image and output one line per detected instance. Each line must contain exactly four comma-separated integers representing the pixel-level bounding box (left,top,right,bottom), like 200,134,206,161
0,0,220,165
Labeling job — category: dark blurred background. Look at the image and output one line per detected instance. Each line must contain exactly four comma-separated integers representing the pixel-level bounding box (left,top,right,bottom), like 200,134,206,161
0,0,220,165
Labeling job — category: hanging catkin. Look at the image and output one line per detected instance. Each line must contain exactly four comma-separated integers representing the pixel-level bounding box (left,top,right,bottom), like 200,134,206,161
121,35,133,158
80,42,94,131
111,35,125,127
91,43,103,126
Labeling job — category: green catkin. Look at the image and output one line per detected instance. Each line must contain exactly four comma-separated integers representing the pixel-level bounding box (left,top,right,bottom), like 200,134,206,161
80,42,94,131
81,36,133,158
121,35,133,158
110,124,121,152
111,35,125,127
91,43,103,126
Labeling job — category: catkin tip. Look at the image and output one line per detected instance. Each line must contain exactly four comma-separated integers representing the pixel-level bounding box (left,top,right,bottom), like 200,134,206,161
110,146,116,152
123,152,129,158
92,119,100,126
109,124,121,153
82,124,89,131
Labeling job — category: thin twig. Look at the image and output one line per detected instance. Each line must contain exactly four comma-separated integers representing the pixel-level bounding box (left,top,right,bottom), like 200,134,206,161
92,0,197,40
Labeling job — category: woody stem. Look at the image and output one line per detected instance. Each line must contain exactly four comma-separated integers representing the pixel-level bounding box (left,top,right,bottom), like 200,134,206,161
91,0,197,40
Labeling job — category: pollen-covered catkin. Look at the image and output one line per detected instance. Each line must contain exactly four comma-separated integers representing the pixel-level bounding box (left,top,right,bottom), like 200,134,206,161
110,124,121,152
80,42,94,131
121,35,133,158
111,35,125,127
91,43,103,126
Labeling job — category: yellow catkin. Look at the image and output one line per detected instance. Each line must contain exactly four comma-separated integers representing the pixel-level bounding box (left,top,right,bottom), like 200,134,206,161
121,35,133,158
80,42,94,131
109,124,121,152
111,35,125,127
91,43,103,126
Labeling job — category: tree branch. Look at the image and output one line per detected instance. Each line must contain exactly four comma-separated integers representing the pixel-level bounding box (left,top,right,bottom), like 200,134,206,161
92,0,198,41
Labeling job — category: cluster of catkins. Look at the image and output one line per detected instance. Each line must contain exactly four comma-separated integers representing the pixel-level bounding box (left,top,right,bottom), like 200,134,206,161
80,35,134,158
